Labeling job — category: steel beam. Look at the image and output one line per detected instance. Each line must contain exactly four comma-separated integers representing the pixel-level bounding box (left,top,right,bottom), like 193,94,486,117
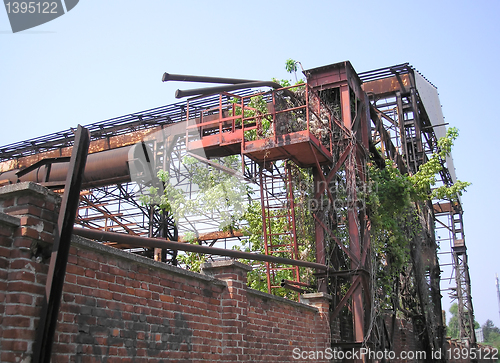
32,125,90,363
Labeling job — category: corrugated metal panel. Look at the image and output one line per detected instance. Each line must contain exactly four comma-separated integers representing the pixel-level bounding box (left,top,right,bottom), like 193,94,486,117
414,72,457,183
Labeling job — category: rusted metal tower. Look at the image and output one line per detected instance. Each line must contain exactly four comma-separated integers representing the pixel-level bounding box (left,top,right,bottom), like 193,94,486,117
0,60,477,360
305,62,372,350
360,63,477,356
181,74,351,294
169,62,373,348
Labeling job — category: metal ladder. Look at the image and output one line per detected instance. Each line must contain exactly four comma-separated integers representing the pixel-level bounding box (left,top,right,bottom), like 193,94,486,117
259,161,300,293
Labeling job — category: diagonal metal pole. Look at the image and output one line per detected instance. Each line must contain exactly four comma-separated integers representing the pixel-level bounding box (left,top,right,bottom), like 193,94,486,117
32,125,90,363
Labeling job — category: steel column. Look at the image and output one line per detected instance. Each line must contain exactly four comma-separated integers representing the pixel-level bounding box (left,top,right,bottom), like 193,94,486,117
32,125,90,363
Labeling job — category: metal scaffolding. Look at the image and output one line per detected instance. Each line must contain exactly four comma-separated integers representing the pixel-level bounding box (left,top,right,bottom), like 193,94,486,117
360,63,476,354
0,60,477,360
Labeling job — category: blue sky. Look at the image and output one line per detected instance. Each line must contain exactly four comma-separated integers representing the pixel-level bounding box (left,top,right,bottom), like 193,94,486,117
1,0,499,328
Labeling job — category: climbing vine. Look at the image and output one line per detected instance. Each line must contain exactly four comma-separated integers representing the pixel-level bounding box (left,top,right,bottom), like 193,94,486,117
410,127,470,200
367,160,417,309
234,162,316,299
367,126,470,311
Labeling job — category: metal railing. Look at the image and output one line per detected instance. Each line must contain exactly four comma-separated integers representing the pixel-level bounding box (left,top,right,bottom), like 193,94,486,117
185,83,349,155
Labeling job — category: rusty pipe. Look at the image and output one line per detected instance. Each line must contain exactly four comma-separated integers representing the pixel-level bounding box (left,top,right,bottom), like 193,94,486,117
280,282,305,294
0,143,152,189
73,227,335,273
281,279,315,289
175,81,287,99
162,73,259,84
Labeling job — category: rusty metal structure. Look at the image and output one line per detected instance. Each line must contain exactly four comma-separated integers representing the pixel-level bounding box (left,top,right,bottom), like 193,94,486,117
0,60,476,360
33,125,90,363
360,63,476,354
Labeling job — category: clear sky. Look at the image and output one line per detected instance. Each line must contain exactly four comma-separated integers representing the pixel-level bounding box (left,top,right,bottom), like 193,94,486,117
1,0,499,329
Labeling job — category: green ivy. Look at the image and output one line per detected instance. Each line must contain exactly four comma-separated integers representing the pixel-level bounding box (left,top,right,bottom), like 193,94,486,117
367,127,471,310
239,194,315,300
285,58,298,73
410,127,470,201
368,160,416,309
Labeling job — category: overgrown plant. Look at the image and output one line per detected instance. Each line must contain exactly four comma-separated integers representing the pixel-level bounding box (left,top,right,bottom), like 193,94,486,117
367,126,470,311
237,174,316,300
140,60,471,309
368,160,416,309
273,58,305,91
410,127,470,201
139,155,249,271
230,95,271,141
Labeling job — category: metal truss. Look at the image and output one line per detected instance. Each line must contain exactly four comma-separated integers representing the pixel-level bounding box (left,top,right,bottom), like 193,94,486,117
75,126,250,264
0,61,477,360
360,64,477,356
360,64,450,357
0,90,256,161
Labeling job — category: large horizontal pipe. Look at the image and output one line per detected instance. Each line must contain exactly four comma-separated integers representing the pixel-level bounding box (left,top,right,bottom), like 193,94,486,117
162,73,259,84
175,81,286,99
73,227,334,273
0,144,152,189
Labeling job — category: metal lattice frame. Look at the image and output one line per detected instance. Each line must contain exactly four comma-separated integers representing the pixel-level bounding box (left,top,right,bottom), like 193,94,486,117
0,62,476,359
359,64,476,354
0,90,257,161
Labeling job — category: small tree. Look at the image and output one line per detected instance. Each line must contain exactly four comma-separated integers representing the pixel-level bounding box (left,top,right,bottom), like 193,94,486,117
447,303,459,338
483,319,500,342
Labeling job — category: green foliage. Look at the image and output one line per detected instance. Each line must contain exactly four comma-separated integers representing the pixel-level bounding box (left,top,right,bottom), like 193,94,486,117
285,58,298,73
239,193,315,300
410,127,471,201
141,155,247,232
230,95,272,141
446,303,482,341
177,248,206,272
139,155,249,271
236,163,315,299
368,160,416,309
368,128,471,311
447,303,459,338
483,320,500,342
484,331,500,360
173,232,207,272
272,78,292,88
282,59,304,88
271,77,305,92
448,315,500,361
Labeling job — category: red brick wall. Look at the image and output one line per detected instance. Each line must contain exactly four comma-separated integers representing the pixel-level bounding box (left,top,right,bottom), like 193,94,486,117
388,316,418,362
0,182,332,363
0,183,60,363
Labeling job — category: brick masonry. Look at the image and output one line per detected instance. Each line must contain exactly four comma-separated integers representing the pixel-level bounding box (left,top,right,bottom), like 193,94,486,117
0,183,332,363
